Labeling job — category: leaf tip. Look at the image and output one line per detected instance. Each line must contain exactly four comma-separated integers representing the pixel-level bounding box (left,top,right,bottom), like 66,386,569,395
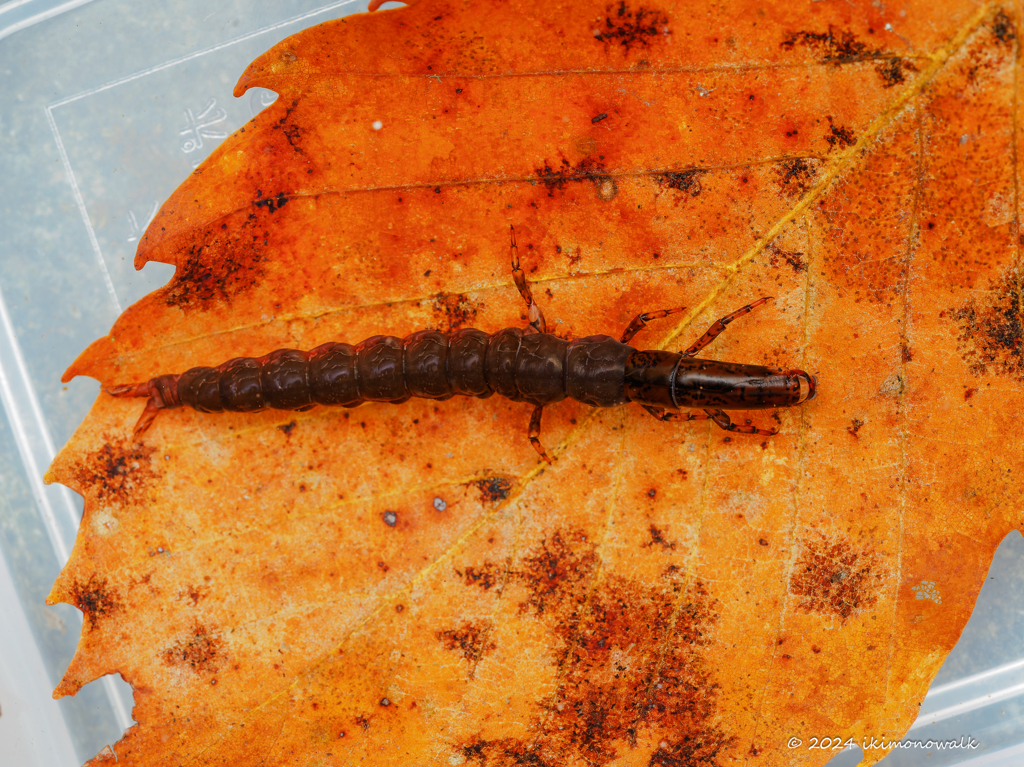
53,673,84,700
233,74,253,99
62,335,120,385
51,639,99,699
132,250,151,271
46,570,70,606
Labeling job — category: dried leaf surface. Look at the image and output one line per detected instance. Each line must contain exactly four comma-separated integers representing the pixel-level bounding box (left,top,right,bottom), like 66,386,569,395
47,0,1024,765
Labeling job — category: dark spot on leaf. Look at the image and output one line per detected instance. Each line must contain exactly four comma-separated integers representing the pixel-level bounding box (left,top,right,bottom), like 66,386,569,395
278,420,297,435
776,158,820,194
71,575,119,626
964,387,978,400
535,157,610,197
592,1,669,53
163,225,266,311
847,418,864,438
433,292,480,332
436,621,496,672
163,623,224,673
515,530,598,616
461,738,555,767
992,9,1015,44
461,532,732,765
456,563,502,591
952,270,1024,380
253,191,290,213
77,437,158,505
824,117,856,150
383,510,398,527
643,524,677,551
789,533,880,622
874,57,918,88
780,26,880,63
273,103,305,154
657,168,705,197
475,476,512,503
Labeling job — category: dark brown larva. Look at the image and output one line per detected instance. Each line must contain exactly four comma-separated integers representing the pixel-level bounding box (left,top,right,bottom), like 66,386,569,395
109,230,816,462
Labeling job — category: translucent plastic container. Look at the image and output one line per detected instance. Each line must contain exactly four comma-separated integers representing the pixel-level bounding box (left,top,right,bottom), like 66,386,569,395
0,0,1021,764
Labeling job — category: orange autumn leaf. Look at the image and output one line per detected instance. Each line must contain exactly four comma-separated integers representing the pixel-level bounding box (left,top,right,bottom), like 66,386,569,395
45,0,1023,765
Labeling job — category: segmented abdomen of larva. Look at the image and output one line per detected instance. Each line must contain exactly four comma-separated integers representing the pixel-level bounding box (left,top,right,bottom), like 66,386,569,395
174,328,497,414
487,331,635,407
172,328,636,414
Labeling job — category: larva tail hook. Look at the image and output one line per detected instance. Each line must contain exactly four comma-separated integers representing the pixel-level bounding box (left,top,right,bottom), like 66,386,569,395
105,381,162,439
105,382,151,398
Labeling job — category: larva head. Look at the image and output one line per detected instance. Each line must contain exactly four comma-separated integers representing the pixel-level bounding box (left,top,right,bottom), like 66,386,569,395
623,353,818,412
664,359,818,411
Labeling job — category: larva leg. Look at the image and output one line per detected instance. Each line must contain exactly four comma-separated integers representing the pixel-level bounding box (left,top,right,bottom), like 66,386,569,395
641,405,711,423
510,226,547,334
528,404,553,464
681,297,772,358
704,408,778,436
619,306,687,344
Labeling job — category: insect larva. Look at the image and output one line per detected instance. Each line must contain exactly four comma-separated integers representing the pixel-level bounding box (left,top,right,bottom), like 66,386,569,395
108,229,816,462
